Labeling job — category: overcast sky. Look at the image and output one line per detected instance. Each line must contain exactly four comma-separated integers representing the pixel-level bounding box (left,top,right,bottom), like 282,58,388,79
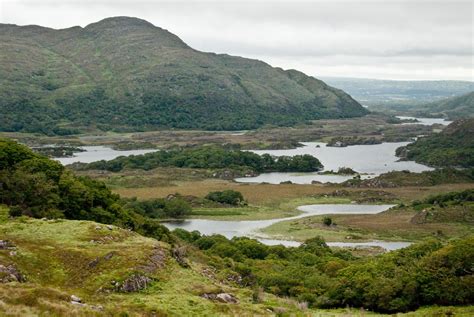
1,0,473,81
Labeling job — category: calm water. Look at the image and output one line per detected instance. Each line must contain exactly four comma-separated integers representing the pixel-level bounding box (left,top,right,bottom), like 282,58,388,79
235,142,432,184
164,204,411,250
396,116,452,126
55,146,158,165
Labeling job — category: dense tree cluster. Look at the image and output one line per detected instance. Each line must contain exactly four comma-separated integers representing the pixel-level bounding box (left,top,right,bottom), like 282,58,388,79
205,190,245,206
174,229,474,313
0,138,170,240
78,146,323,173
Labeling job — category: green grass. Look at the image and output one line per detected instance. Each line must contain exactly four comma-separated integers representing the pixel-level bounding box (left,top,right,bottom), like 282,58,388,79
190,196,352,221
0,213,315,316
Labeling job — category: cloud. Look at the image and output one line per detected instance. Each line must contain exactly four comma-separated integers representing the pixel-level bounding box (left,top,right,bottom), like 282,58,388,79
1,0,472,80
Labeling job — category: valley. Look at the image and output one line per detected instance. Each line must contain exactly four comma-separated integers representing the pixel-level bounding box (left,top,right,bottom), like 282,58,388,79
0,11,473,317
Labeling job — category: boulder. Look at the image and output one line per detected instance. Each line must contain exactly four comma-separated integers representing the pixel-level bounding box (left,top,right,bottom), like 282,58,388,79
0,264,26,283
216,293,239,304
118,274,152,292
70,295,82,303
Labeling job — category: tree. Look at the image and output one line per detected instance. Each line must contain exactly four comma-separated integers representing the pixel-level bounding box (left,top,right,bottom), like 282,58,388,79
164,198,191,218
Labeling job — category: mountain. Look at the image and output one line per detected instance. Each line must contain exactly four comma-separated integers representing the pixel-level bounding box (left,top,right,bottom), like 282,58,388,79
396,118,474,168
322,77,474,107
414,92,474,119
0,17,367,134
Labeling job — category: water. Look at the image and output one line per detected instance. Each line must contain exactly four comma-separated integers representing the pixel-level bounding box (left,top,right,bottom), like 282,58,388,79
54,146,158,165
396,116,452,126
164,204,411,250
235,142,432,184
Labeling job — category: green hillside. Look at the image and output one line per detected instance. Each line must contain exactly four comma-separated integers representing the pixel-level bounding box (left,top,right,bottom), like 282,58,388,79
396,118,474,167
0,17,367,134
416,92,474,119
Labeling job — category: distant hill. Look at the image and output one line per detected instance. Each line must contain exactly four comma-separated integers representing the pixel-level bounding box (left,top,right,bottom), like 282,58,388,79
0,17,367,134
396,118,474,168
414,92,474,119
322,77,474,107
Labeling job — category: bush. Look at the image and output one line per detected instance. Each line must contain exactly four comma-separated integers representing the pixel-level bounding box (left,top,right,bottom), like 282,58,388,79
164,198,191,218
205,190,245,205
323,217,332,226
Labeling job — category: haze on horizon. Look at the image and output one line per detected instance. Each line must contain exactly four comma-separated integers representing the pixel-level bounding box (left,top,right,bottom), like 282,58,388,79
1,0,473,81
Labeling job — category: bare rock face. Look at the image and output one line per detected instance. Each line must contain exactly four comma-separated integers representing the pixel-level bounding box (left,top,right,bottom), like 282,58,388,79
118,274,152,292
0,264,26,283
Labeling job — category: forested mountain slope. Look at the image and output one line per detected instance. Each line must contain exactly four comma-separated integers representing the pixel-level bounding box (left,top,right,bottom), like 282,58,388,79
0,17,367,134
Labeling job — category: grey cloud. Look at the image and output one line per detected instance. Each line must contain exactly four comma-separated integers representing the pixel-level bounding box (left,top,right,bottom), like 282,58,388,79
1,0,472,80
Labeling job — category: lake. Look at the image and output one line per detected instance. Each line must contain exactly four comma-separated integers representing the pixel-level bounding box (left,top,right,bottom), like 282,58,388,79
163,204,411,250
396,116,452,126
235,142,432,184
54,146,158,165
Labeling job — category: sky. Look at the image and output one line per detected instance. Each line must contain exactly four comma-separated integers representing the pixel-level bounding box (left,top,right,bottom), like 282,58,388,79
1,0,473,81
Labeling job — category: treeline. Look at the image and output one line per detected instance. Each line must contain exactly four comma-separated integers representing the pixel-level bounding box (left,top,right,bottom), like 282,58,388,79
0,138,170,241
175,231,473,313
413,189,474,208
77,146,323,173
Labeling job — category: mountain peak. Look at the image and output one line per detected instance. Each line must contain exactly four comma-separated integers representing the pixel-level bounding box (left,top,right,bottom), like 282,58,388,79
85,16,156,31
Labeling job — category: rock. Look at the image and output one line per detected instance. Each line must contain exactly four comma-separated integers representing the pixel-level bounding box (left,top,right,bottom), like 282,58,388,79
216,293,238,304
9,251,17,257
172,247,189,268
0,240,14,249
103,251,116,261
106,225,114,230
118,274,152,292
0,264,26,283
70,301,86,307
88,257,100,268
95,226,102,230
70,295,82,303
138,247,166,273
201,292,238,303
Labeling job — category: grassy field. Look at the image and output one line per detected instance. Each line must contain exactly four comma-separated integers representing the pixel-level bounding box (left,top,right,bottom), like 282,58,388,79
261,207,474,243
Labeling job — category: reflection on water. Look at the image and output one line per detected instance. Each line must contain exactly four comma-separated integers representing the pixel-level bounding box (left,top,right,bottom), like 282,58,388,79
164,204,411,250
54,146,158,165
396,116,452,126
236,142,432,184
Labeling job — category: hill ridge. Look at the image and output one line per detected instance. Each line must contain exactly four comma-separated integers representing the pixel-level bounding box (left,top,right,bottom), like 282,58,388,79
0,17,368,134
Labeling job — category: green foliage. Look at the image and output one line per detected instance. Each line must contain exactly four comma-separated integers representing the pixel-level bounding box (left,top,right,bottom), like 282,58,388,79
0,17,367,135
415,189,474,207
163,198,192,218
0,137,171,241
396,119,474,168
322,216,332,226
79,146,323,173
205,190,245,206
176,229,474,313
